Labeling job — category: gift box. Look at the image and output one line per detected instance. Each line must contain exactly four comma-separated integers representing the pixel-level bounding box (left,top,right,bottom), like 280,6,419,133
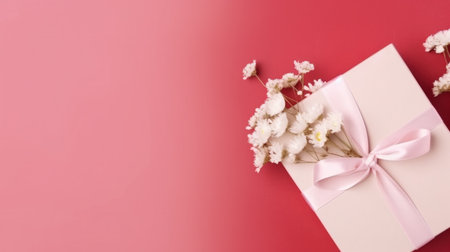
278,44,450,251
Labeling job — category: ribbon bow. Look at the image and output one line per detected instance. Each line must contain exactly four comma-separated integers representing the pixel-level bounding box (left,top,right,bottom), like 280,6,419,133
314,128,430,192
302,77,442,249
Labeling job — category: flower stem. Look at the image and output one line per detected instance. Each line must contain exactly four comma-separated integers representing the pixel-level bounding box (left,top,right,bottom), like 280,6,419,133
295,159,316,164
290,78,302,96
443,51,448,65
283,94,296,107
283,93,299,103
310,146,320,160
326,151,346,157
255,74,266,88
300,74,305,99
255,73,299,111
445,46,450,63
440,85,450,95
335,131,354,151
328,137,349,154
305,149,319,161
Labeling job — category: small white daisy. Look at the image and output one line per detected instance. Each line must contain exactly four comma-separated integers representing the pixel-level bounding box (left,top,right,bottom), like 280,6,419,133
282,73,300,87
243,60,256,79
432,86,441,97
432,72,450,97
265,92,285,116
294,60,315,74
433,30,450,53
270,112,288,137
289,113,307,134
324,112,343,133
308,123,328,148
302,103,323,124
252,146,268,173
266,78,284,97
423,29,450,54
287,133,307,155
247,103,267,129
304,79,325,93
269,142,284,164
248,119,272,147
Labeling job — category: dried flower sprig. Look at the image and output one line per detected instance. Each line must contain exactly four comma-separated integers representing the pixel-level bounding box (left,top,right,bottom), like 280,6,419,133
243,60,361,173
432,64,450,97
423,29,450,55
424,28,450,97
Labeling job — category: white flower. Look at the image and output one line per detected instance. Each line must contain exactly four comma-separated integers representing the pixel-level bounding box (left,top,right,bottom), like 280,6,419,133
266,74,299,96
435,45,445,54
246,118,255,130
432,71,450,97
324,112,343,133
424,33,440,52
287,133,307,154
423,35,435,52
265,92,285,116
297,90,303,95
433,30,450,53
269,142,284,164
302,103,323,123
432,86,441,97
243,60,256,79
434,72,450,88
247,103,267,129
270,112,288,137
308,123,328,148
248,119,272,147
294,60,315,74
252,146,268,173
282,73,300,87
266,78,284,97
289,113,307,134
304,79,325,93
423,29,450,53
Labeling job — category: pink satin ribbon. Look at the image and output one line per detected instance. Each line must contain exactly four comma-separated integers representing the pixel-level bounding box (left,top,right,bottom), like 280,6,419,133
302,77,442,249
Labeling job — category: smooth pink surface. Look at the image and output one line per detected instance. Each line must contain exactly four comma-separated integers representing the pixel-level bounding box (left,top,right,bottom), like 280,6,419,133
0,0,449,251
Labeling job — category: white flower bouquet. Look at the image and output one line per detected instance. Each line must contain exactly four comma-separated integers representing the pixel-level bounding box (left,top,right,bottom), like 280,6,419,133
243,60,359,173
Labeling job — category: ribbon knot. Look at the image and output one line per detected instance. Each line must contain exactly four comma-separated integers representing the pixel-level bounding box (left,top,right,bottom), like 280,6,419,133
363,153,378,169
301,77,443,249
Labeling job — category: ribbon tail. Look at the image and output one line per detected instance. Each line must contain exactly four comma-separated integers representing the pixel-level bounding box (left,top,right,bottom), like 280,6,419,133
372,164,434,249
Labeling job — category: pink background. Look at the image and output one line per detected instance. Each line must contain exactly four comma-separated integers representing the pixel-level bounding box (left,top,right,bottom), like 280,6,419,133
0,0,449,251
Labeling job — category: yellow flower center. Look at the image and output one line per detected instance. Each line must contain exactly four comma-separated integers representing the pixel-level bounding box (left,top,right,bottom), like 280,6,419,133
315,132,322,141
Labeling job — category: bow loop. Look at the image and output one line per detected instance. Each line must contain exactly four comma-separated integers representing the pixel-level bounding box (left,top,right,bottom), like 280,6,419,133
371,129,431,161
314,158,369,191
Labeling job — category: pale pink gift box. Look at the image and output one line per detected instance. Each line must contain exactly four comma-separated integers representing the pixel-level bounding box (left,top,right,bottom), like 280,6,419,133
277,44,450,252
